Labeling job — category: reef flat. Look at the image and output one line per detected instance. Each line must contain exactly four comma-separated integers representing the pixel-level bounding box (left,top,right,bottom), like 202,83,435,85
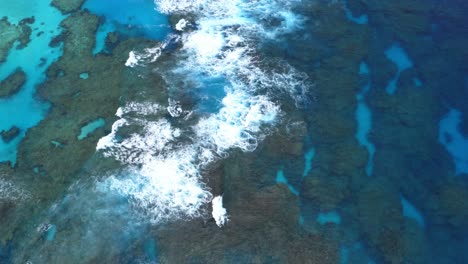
0,0,467,263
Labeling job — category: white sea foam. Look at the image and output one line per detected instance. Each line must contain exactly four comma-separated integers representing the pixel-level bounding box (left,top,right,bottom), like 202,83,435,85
153,0,309,101
125,42,171,67
98,151,212,223
167,99,188,117
156,0,204,13
212,195,228,227
156,0,246,15
175,18,190,31
97,103,180,164
195,90,279,154
96,118,126,151
125,51,139,67
97,94,278,223
98,0,309,223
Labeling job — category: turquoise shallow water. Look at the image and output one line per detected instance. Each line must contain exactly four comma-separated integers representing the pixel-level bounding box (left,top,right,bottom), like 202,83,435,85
355,62,374,176
77,118,105,140
384,43,413,95
0,1,64,165
83,0,170,54
1,0,468,263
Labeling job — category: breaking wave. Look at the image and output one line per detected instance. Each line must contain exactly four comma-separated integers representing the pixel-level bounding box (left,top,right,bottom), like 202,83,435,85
96,0,310,223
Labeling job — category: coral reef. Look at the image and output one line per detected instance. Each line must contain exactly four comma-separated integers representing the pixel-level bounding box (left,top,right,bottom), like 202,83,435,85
2,10,166,260
436,182,468,230
357,178,429,264
51,0,85,14
156,151,339,263
365,0,432,38
286,2,371,212
0,17,32,62
0,126,20,143
0,68,26,98
1,0,467,262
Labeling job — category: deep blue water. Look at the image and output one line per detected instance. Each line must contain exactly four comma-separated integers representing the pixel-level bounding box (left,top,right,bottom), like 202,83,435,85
0,0,467,263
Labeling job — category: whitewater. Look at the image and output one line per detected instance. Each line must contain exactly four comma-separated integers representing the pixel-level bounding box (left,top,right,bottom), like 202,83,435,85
96,0,310,225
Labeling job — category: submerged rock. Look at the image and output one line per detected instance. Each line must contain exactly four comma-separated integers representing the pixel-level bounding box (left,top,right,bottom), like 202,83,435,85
0,17,31,62
3,9,171,262
301,171,349,211
157,151,339,263
355,178,430,263
51,0,85,14
0,126,21,143
436,183,468,229
0,200,15,245
0,68,26,98
365,0,432,37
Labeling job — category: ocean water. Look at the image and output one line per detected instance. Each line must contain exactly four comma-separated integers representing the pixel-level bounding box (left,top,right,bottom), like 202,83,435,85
1,0,467,263
83,0,170,54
